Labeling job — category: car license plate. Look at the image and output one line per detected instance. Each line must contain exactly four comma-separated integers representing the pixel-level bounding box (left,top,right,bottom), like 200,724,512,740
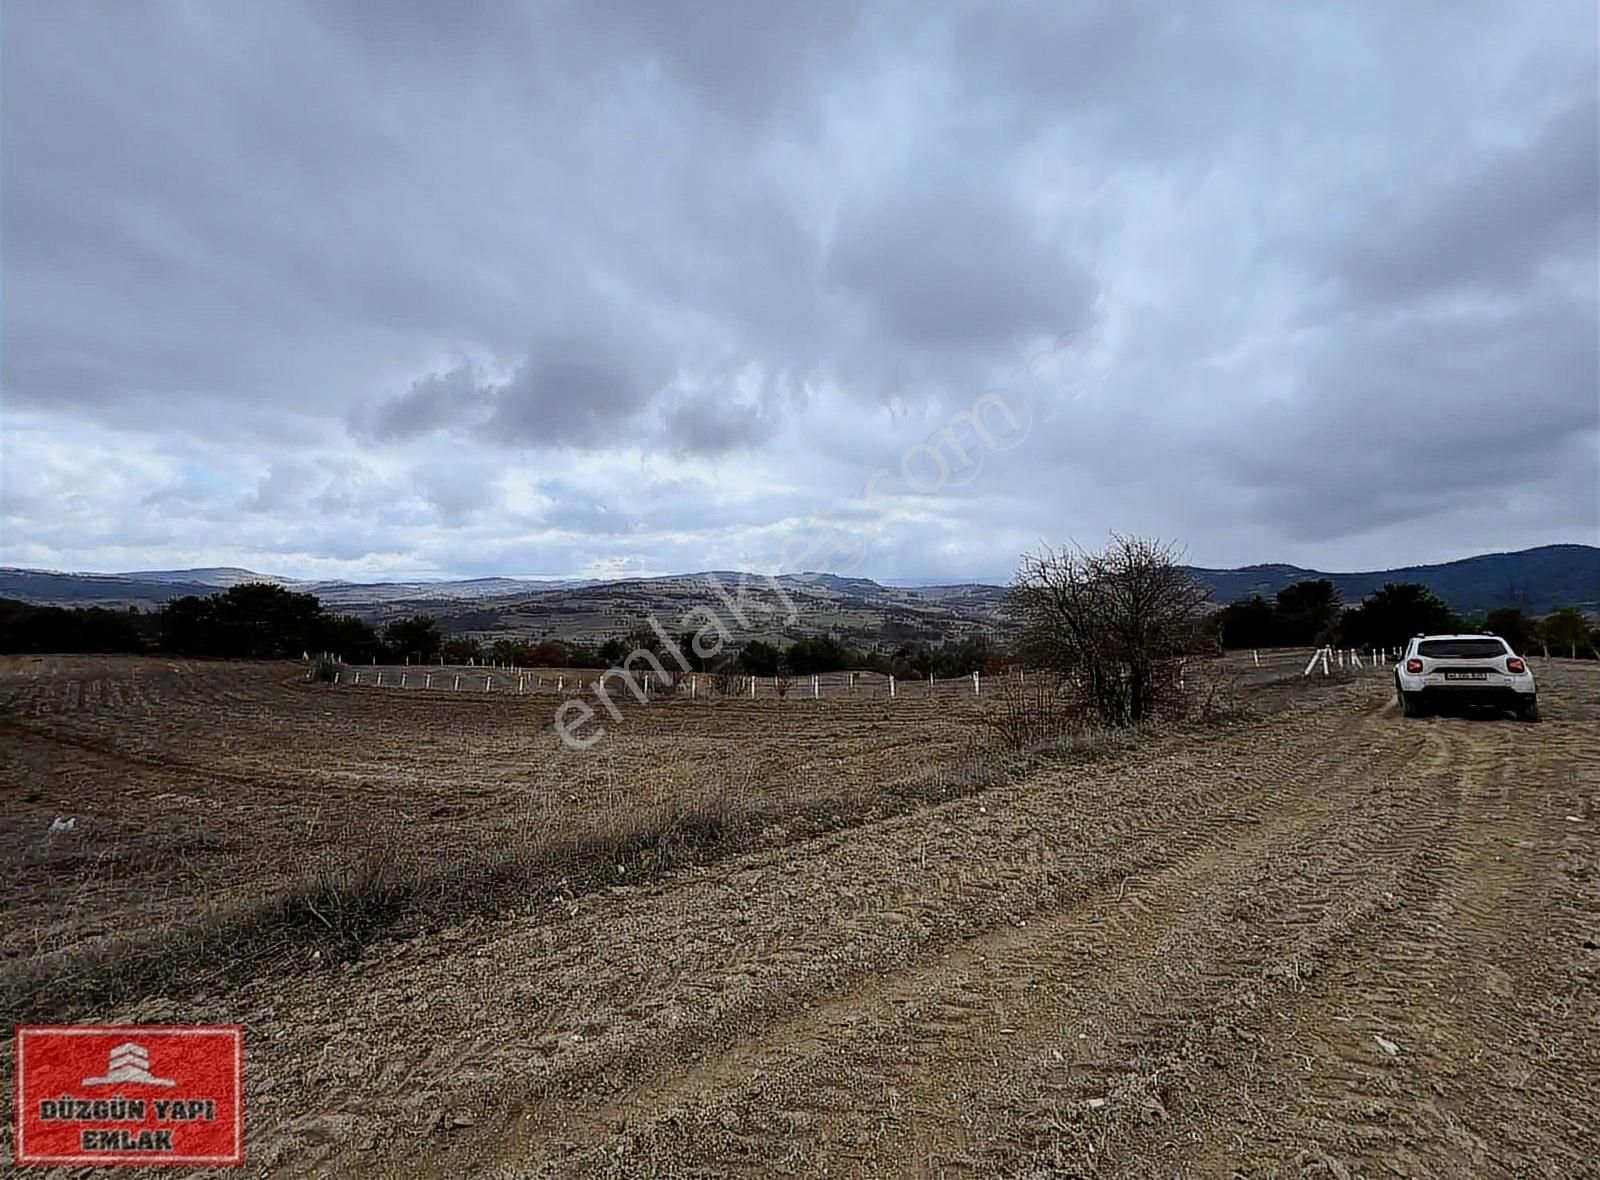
1443,671,1487,680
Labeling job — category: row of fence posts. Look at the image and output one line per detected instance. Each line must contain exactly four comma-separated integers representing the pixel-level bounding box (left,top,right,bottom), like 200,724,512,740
654,670,985,699
1300,646,1396,676
331,649,1461,695
330,667,990,698
341,669,557,692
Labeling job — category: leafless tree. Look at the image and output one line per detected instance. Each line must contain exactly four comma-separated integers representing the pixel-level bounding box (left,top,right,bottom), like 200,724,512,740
1009,535,1210,726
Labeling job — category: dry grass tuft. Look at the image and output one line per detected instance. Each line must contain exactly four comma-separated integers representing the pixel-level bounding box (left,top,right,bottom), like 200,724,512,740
1,786,766,1025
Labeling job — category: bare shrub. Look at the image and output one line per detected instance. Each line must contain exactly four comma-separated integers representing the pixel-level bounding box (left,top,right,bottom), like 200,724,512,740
1010,535,1210,727
988,669,1084,749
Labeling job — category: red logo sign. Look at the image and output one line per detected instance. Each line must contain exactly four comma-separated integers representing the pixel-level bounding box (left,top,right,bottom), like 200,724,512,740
13,1025,243,1166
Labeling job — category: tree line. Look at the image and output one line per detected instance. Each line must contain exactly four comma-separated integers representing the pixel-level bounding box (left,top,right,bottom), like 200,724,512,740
3,571,1594,670
0,598,159,654
0,584,432,662
1209,579,1599,655
0,583,1003,676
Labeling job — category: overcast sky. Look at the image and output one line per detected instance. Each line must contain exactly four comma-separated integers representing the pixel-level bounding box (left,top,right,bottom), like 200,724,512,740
2,1,1596,583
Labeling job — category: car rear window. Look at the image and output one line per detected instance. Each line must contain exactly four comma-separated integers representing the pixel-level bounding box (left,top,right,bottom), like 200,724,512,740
1417,639,1507,659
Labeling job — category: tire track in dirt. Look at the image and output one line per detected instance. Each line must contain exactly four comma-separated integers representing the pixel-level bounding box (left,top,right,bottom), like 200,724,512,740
539,797,1325,1163
510,687,1452,1177
1118,707,1600,1179
240,698,1379,1176
276,685,1408,1177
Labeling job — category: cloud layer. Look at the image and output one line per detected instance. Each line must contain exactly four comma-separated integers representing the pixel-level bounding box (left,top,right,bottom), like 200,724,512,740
3,0,1595,581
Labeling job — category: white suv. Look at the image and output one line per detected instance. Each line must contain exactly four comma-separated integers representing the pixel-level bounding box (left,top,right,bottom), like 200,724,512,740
1395,633,1539,721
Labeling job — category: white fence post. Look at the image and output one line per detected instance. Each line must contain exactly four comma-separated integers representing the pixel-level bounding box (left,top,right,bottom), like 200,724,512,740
889,674,896,698
973,670,980,696
1321,649,1330,676
426,673,433,689
750,676,756,699
1253,650,1259,667
812,675,819,698
454,674,461,690
691,674,697,699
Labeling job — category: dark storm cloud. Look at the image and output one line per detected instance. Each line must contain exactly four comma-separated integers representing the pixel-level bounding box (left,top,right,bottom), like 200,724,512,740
354,337,674,452
582,0,863,127
485,351,668,450
825,182,1098,350
1215,287,1600,540
357,366,491,443
658,390,778,456
1332,96,1600,304
1,0,1595,579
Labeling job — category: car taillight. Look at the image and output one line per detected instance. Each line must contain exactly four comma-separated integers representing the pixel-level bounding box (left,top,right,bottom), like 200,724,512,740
1405,658,1423,674
1507,657,1525,674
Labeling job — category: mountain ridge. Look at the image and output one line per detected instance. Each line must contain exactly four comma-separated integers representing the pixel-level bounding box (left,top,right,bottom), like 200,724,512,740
2,542,1595,617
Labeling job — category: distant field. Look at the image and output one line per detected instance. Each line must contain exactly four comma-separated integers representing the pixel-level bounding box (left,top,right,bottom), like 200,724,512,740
2,651,1595,1175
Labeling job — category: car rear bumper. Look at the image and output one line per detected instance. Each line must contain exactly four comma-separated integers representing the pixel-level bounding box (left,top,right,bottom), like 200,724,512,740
1411,685,1533,706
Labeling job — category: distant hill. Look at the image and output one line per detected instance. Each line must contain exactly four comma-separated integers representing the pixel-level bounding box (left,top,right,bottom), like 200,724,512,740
0,567,601,610
0,568,218,604
1188,544,1599,615
121,566,302,588
2,543,1594,622
308,576,597,607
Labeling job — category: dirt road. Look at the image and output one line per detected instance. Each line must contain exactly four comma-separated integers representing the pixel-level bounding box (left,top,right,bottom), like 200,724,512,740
215,665,1598,1178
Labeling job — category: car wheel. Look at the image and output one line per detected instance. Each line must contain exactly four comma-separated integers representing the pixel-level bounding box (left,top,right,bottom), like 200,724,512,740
1518,697,1541,723
1399,689,1424,718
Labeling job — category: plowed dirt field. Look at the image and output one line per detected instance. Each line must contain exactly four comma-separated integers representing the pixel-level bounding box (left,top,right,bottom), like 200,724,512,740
2,654,1596,1177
